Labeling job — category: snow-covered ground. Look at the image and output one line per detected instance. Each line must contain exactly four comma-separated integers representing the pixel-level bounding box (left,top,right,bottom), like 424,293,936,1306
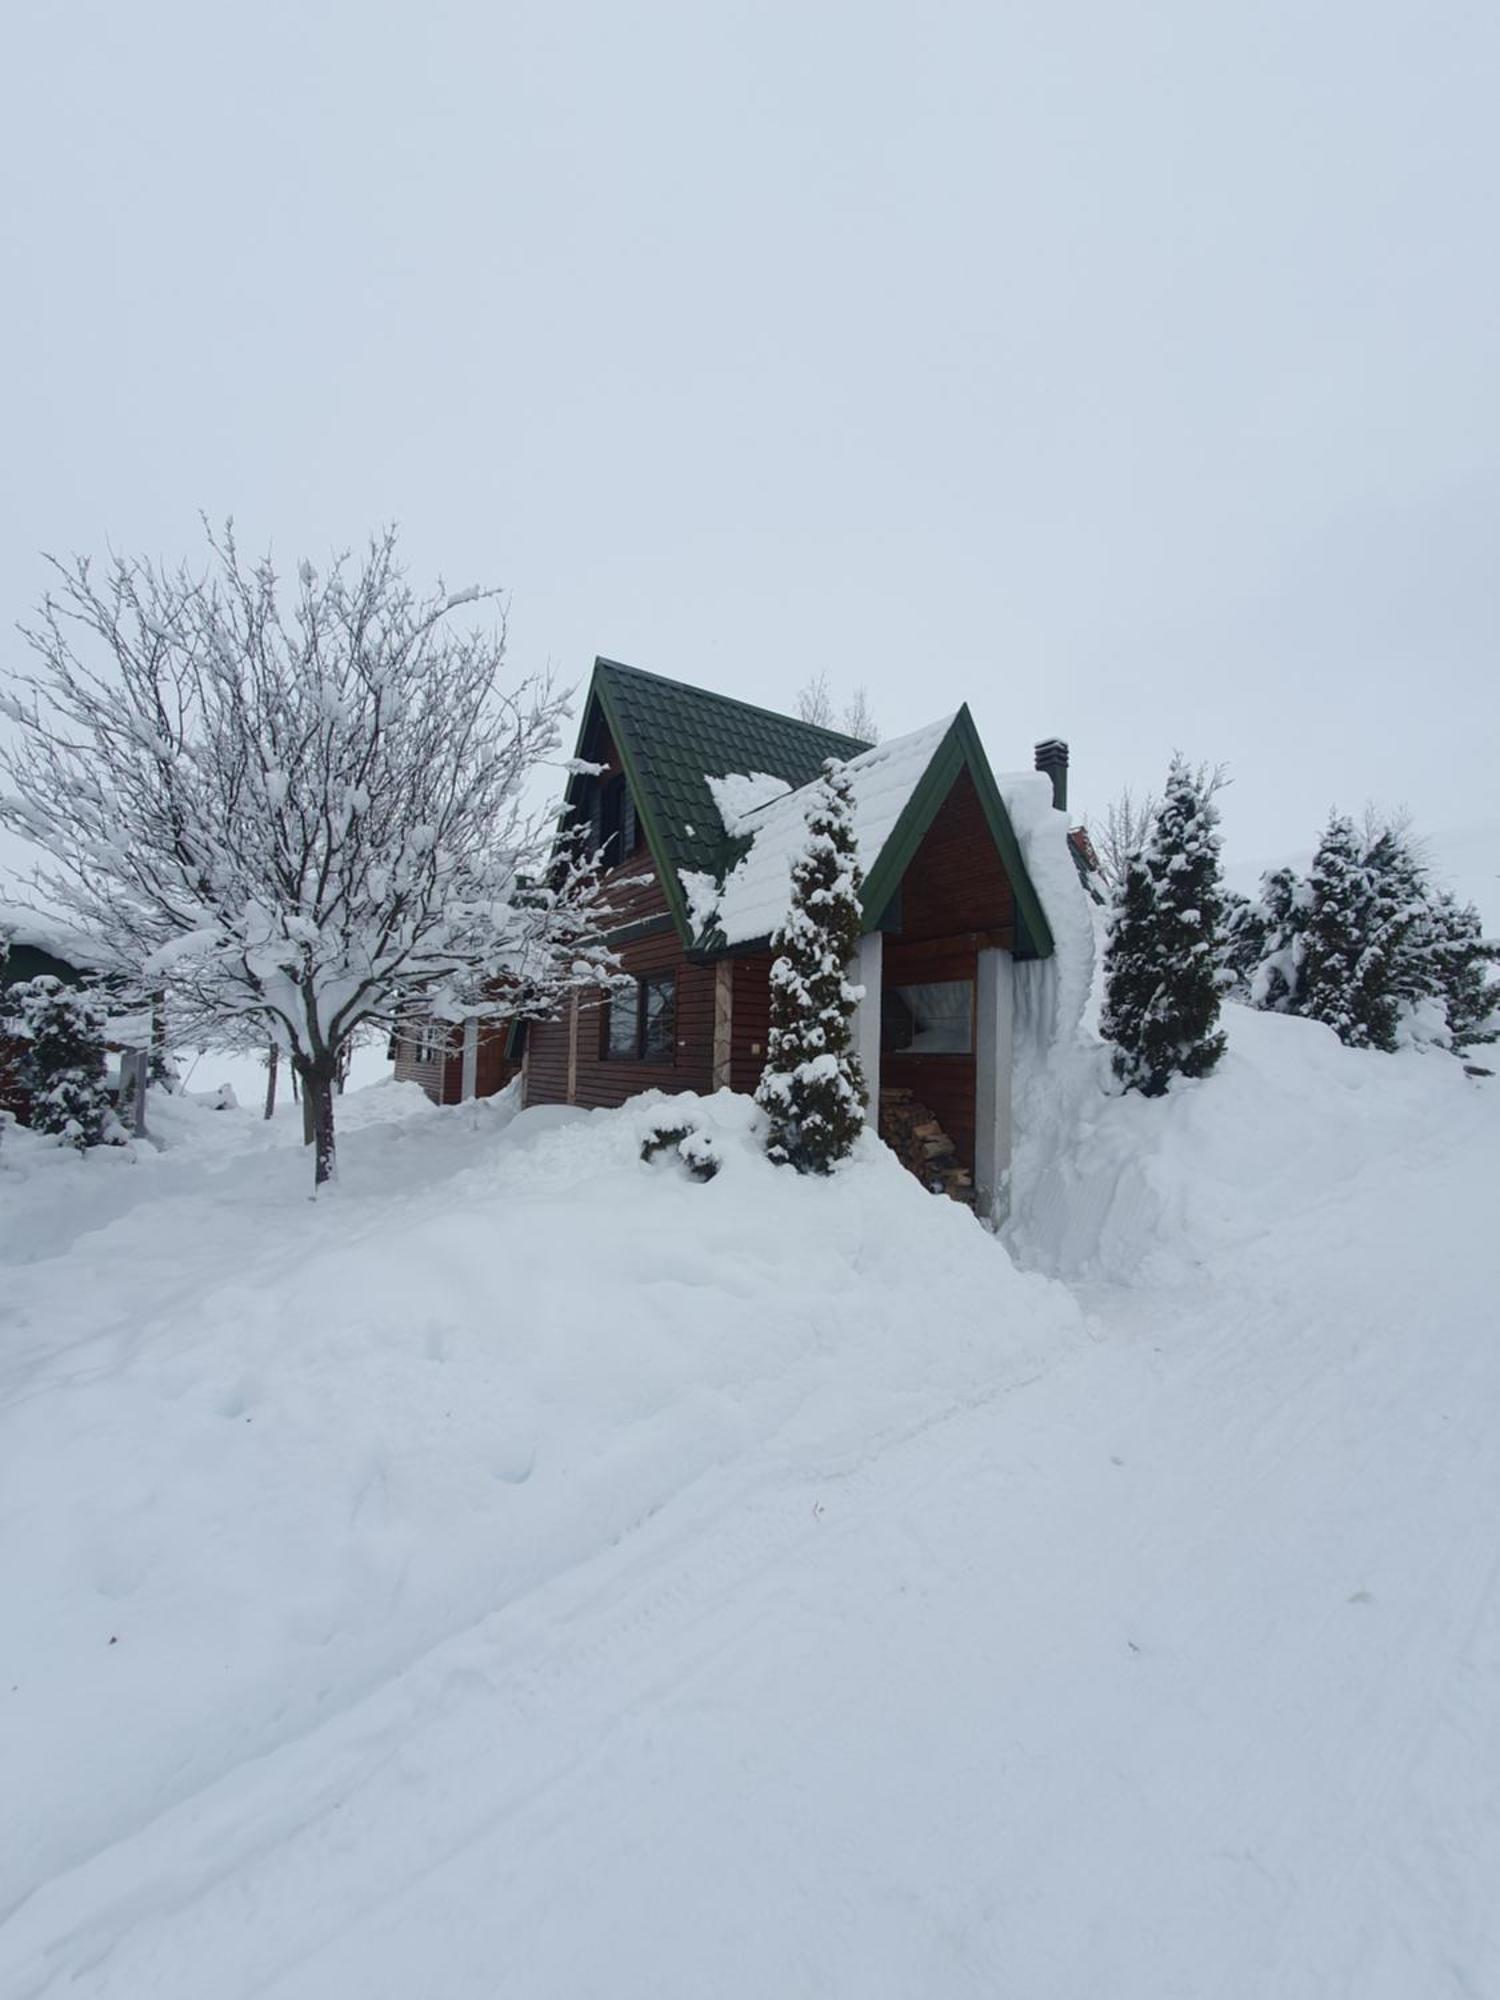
2,1009,1497,1997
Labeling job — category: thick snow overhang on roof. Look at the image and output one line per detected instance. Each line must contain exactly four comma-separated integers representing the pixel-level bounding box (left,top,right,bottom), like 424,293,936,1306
692,706,1057,960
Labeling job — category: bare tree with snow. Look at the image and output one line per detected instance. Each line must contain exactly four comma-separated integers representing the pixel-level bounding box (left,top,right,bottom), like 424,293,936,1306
796,671,836,730
840,685,879,744
0,524,623,1189
1088,786,1159,893
795,672,878,743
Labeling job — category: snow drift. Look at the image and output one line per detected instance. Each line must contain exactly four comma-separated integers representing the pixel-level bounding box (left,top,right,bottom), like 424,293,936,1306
0,1082,1081,1931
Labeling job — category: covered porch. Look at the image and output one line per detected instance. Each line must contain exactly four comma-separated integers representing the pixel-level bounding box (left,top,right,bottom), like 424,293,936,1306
846,763,1026,1223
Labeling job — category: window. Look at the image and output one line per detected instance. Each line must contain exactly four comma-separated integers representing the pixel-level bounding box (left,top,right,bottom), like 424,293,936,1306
595,773,640,864
606,986,639,1059
604,972,676,1062
406,1020,449,1063
881,980,973,1055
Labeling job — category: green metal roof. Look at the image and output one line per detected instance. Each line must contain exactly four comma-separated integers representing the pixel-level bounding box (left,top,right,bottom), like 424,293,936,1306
576,658,870,944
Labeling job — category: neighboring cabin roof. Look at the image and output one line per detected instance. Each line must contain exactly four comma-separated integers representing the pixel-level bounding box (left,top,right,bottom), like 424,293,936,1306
571,658,1056,960
0,903,112,981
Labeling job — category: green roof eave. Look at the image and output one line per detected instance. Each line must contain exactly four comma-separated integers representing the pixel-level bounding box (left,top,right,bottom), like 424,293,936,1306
859,707,1056,960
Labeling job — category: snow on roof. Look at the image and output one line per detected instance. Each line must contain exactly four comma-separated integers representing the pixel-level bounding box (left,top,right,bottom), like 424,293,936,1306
0,902,113,973
705,771,791,839
703,716,956,946
993,769,1096,1045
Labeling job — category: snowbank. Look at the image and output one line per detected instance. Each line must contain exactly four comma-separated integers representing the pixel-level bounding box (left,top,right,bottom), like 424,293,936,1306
1008,998,1495,1285
0,1082,1082,1922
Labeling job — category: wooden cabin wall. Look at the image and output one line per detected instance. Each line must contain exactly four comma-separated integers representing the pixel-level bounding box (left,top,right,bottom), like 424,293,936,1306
730,951,774,1095
393,1030,451,1104
524,782,719,1108
895,768,1015,948
524,927,718,1110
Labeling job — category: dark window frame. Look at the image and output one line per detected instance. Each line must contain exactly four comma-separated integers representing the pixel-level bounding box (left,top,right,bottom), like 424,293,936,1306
602,970,677,1064
595,772,641,866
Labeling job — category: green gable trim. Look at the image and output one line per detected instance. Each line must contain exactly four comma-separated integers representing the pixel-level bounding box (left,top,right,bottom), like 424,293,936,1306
858,707,1056,961
573,657,869,948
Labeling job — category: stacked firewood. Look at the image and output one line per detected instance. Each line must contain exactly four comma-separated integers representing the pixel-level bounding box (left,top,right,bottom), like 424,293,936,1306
877,1088,975,1203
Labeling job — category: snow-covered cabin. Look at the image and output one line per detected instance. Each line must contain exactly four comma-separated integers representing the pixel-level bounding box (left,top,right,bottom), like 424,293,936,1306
516,660,1083,1216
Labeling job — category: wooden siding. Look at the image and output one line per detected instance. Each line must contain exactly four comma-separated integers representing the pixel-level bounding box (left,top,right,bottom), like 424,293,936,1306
730,951,774,1096
392,1026,453,1104
526,927,718,1110
893,767,1015,946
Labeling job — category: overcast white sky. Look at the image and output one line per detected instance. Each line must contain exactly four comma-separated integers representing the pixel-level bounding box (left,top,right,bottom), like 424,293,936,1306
3,0,1496,907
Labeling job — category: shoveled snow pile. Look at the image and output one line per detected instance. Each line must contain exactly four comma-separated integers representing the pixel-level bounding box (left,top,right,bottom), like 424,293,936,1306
1008,997,1494,1286
0,1079,1080,1975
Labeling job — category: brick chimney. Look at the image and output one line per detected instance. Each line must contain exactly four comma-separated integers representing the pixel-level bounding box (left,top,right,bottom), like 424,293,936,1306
1034,738,1068,813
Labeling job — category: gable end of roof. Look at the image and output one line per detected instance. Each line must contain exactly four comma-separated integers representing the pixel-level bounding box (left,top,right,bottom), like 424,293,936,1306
858,707,1055,960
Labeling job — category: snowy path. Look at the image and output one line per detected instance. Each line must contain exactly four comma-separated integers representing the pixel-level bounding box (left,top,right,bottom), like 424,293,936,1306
4,1061,1498,1997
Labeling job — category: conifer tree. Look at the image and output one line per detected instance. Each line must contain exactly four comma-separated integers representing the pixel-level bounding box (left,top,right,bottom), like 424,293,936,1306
1361,823,1438,1021
1429,892,1500,1051
755,760,867,1172
1100,755,1228,1096
1248,867,1307,1013
1218,889,1266,996
1298,815,1394,1049
15,976,114,1149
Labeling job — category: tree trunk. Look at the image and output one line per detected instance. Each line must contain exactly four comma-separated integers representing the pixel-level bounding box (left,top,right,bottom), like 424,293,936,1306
292,1054,338,1185
149,988,170,1086
310,1063,338,1186
263,1044,279,1120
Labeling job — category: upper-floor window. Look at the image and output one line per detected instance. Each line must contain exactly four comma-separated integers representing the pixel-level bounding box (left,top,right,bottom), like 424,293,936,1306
588,772,641,865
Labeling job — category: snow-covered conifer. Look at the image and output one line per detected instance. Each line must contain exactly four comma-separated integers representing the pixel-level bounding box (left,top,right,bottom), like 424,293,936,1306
15,976,114,1149
1428,892,1500,1052
1100,755,1228,1096
0,526,622,1189
1300,814,1406,1050
1361,823,1439,1027
1219,889,1266,996
1248,867,1308,1014
755,760,867,1172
